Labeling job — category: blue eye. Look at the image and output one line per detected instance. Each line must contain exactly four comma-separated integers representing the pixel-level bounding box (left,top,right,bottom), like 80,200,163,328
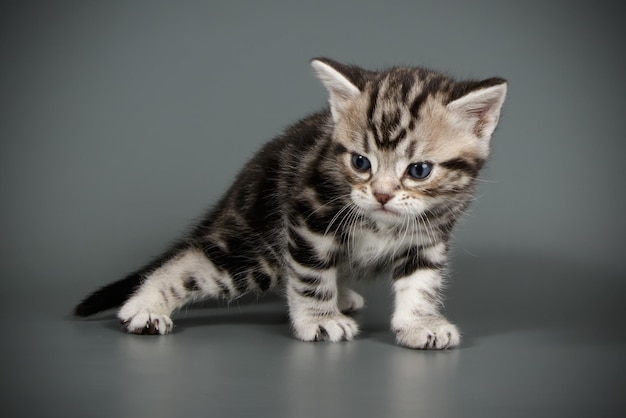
408,162,433,179
351,154,371,172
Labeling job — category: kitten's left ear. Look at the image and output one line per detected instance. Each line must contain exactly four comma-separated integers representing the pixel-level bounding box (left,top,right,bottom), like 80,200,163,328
310,58,369,122
447,79,507,139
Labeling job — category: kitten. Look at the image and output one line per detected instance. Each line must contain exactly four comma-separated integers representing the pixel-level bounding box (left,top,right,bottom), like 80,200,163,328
74,58,506,349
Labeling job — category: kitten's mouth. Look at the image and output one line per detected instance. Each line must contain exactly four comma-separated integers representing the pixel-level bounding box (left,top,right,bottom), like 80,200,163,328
369,207,403,226
373,206,400,218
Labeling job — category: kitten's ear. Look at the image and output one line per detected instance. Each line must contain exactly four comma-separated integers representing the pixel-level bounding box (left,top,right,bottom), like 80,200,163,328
447,79,507,139
310,58,367,122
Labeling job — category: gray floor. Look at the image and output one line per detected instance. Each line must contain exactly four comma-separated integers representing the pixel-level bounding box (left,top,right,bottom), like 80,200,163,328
2,251,624,417
2,1,625,417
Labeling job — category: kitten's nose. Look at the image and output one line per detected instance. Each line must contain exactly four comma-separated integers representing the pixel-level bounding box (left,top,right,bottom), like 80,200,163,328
374,192,393,205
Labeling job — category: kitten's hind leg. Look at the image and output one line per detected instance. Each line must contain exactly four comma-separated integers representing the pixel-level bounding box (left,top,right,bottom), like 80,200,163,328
338,286,365,314
335,263,369,314
118,247,232,335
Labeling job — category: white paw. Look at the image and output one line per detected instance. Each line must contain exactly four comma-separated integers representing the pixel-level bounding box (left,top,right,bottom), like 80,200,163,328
338,288,365,313
118,300,173,335
292,314,360,342
393,317,460,349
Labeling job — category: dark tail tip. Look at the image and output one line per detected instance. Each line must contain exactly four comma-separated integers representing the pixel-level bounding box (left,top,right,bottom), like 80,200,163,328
74,301,96,317
73,273,143,317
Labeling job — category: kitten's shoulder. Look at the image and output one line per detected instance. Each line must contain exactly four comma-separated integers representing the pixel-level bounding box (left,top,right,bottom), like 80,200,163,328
280,109,332,146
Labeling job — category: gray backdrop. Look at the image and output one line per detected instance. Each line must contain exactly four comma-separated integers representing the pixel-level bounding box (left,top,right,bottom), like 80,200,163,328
1,1,624,417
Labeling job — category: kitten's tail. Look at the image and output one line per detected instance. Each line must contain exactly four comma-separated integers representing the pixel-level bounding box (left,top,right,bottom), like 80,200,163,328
73,273,143,317
74,242,189,317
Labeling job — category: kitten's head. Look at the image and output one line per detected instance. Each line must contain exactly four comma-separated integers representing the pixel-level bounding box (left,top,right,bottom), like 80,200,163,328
311,57,507,227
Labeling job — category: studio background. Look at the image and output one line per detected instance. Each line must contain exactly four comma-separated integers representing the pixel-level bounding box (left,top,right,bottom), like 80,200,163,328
1,1,624,417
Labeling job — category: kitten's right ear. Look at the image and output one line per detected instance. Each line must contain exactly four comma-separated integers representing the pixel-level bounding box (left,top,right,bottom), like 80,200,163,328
310,58,365,122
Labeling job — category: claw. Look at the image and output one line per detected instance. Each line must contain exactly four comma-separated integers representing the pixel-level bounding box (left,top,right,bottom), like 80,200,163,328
146,321,158,335
315,326,329,342
117,311,173,336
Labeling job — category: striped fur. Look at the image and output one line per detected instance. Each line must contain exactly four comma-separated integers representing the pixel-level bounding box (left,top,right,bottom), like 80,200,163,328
74,58,507,349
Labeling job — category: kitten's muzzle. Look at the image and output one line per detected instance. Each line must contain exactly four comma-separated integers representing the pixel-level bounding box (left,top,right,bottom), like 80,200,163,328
374,192,393,205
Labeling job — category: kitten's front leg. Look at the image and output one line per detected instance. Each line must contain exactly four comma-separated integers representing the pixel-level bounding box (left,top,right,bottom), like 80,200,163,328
287,266,359,342
391,242,460,349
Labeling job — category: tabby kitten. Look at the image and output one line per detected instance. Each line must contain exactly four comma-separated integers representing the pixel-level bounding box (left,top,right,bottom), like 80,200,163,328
74,58,506,349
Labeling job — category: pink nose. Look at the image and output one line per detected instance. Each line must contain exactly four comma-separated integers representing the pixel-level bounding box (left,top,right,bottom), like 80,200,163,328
374,192,393,205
